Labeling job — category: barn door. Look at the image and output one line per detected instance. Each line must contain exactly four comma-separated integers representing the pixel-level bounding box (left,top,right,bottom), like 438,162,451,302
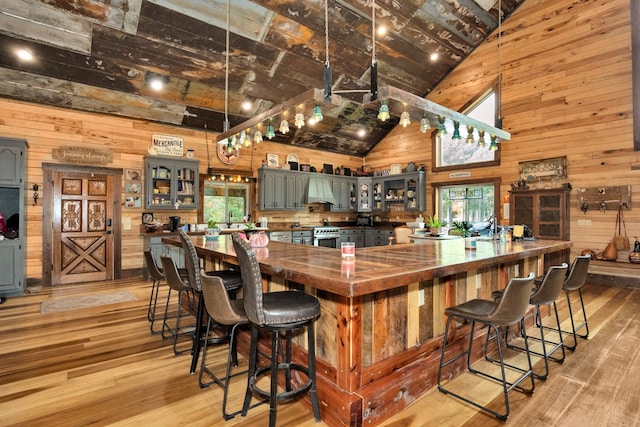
52,171,115,285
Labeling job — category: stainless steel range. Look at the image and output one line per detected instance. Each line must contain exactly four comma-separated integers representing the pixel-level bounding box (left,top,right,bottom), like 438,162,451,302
313,226,340,248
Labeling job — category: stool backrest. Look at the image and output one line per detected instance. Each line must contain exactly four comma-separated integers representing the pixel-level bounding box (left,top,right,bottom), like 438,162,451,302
393,226,413,244
177,228,202,292
530,263,568,305
232,233,266,325
144,250,163,281
564,255,591,291
200,269,247,326
490,272,535,326
160,255,190,292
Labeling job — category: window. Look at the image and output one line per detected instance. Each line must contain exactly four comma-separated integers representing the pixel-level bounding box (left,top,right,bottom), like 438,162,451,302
433,87,501,170
433,179,500,234
202,181,250,225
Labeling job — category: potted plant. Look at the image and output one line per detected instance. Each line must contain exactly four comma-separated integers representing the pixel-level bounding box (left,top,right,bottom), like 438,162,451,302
452,220,476,249
427,215,444,236
207,218,219,236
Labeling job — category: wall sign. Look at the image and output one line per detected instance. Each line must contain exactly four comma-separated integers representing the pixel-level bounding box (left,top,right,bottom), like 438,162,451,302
151,134,184,157
52,146,113,165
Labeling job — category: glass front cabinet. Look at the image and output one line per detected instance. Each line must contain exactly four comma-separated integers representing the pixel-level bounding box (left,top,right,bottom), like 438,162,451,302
144,156,199,210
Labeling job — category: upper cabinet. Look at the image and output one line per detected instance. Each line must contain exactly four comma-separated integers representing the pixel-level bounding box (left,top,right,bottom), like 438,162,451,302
367,171,426,213
145,157,199,210
257,169,425,213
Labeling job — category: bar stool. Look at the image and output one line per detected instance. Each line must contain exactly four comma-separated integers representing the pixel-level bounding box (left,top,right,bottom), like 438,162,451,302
492,263,568,380
438,272,535,420
199,270,266,420
231,233,321,427
543,255,591,351
160,255,197,355
177,228,243,374
144,250,188,334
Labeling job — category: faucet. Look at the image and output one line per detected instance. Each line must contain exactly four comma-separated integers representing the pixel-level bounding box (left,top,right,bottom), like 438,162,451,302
227,211,233,228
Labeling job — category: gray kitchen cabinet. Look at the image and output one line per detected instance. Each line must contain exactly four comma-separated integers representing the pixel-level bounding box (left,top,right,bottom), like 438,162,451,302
285,173,309,210
380,171,426,212
0,138,27,297
339,228,366,247
292,230,312,245
356,178,372,212
331,177,356,212
143,235,184,279
366,229,394,246
259,169,287,210
145,156,199,210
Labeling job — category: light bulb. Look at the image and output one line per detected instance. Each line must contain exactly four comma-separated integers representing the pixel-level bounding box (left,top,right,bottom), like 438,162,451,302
420,118,431,133
400,111,411,127
294,113,305,128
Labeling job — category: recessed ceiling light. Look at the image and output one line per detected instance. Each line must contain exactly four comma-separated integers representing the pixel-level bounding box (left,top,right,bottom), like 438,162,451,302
16,49,33,61
242,100,252,111
358,129,366,137
377,26,387,36
430,52,439,61
149,78,164,91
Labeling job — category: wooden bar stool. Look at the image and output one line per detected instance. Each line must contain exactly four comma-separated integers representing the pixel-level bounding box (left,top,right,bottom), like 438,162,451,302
438,273,535,420
232,233,321,427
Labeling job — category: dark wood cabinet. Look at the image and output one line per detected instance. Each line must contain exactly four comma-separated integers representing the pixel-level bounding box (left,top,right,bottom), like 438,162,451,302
510,189,570,241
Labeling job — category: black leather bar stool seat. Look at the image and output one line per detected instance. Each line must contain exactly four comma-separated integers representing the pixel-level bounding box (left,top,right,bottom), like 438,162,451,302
438,273,535,420
232,233,321,427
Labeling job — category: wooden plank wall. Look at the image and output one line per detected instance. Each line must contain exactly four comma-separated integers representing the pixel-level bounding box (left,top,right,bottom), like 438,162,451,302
366,0,637,262
0,99,359,282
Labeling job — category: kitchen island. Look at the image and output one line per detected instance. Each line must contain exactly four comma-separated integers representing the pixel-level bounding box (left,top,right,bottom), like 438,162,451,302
164,235,570,426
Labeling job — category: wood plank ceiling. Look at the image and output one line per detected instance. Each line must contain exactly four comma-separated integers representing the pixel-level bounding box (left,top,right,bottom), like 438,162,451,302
0,0,524,156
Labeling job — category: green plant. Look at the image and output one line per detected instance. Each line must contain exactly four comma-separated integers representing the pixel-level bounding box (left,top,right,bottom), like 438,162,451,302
207,218,217,229
245,221,256,230
452,220,474,238
427,215,443,228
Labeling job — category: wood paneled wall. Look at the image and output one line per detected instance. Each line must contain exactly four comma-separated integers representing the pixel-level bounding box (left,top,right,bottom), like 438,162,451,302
367,0,637,261
0,99,359,282
0,0,636,282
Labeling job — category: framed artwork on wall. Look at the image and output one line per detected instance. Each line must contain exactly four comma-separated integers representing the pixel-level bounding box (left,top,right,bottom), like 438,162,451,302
520,156,567,181
142,212,154,224
125,168,142,181
267,153,279,167
125,196,142,208
125,181,142,194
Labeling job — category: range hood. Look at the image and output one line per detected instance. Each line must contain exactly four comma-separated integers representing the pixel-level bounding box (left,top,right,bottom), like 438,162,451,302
307,176,337,205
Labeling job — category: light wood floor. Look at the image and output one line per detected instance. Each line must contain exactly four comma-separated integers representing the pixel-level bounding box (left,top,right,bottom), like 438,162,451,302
0,277,638,427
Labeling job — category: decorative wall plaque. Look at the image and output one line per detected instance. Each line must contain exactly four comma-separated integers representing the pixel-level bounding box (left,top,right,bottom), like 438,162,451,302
151,134,184,157
52,147,113,165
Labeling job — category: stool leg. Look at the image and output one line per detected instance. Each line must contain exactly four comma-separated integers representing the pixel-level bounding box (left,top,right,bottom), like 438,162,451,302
242,325,260,417
269,330,279,427
149,279,162,334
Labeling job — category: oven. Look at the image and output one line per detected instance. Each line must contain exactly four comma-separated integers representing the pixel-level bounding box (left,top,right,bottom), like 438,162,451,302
313,226,340,248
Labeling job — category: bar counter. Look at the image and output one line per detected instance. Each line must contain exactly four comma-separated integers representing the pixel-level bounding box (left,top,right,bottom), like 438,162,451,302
163,235,570,426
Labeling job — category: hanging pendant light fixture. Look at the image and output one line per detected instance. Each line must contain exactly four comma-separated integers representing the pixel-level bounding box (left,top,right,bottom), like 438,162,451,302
279,119,290,134
400,110,411,127
253,130,263,144
477,130,486,147
465,125,475,144
452,121,462,140
294,112,305,128
265,119,276,139
378,101,390,121
420,117,431,133
437,115,447,135
489,134,498,151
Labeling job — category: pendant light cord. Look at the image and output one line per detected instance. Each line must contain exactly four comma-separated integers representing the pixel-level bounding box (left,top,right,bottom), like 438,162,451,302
497,0,503,127
325,0,330,67
371,0,376,66
223,0,230,132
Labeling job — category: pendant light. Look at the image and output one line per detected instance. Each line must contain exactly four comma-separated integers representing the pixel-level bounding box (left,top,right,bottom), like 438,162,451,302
452,121,461,140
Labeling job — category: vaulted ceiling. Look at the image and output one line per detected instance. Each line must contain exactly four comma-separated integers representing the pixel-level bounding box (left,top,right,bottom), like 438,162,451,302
0,0,524,156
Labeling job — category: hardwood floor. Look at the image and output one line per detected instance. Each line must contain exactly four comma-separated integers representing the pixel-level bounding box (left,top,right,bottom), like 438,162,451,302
0,277,638,426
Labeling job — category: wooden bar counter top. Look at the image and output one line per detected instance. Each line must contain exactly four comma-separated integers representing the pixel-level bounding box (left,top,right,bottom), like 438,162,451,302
163,235,570,426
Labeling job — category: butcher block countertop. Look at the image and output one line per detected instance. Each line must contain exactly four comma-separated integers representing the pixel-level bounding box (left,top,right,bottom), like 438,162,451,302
163,235,571,298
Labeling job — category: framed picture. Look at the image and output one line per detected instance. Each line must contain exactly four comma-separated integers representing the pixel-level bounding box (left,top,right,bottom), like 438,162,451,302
125,181,142,194
520,156,567,181
142,212,154,224
266,153,279,167
125,196,142,208
125,168,142,181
